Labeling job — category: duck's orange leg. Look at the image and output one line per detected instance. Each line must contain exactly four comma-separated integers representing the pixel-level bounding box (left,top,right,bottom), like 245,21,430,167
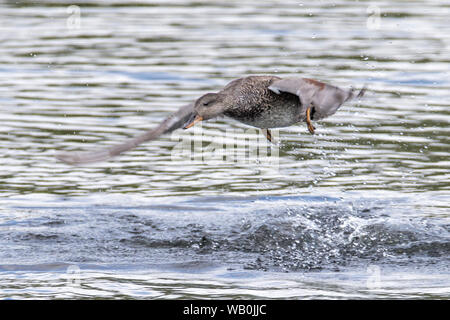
261,128,273,143
306,107,315,134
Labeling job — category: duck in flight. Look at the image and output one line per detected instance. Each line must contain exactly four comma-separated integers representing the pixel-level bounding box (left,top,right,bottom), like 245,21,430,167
56,75,365,165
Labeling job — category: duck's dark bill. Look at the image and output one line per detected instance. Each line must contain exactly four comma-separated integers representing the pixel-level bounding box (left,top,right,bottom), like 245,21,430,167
183,114,203,129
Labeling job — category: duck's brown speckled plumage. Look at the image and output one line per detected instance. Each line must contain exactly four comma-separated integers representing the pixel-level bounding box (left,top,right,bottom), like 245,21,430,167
220,76,302,128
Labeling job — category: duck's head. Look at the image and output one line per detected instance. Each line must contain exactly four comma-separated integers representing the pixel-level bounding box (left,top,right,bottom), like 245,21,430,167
183,93,226,129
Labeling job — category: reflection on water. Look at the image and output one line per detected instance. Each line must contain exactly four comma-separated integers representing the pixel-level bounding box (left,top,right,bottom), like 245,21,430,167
0,0,449,299
0,194,449,299
2,266,449,299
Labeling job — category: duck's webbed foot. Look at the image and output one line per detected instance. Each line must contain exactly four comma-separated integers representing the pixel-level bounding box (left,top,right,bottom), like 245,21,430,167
306,107,316,134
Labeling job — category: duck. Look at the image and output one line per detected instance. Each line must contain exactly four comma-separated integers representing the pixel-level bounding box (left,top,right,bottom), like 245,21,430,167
56,75,365,165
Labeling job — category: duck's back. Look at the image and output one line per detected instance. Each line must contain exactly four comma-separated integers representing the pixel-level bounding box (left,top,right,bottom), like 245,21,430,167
221,76,302,129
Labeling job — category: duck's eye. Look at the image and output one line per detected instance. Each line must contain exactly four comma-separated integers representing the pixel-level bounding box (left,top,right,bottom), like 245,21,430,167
203,101,210,106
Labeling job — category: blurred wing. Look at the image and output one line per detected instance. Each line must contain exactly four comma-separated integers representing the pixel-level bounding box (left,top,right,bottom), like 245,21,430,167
269,78,362,120
268,77,318,116
56,103,194,165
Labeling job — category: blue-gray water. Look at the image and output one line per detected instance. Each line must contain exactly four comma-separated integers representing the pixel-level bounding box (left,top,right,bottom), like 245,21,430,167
0,0,449,299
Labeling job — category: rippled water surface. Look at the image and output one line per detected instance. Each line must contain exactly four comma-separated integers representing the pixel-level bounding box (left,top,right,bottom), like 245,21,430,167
0,0,449,299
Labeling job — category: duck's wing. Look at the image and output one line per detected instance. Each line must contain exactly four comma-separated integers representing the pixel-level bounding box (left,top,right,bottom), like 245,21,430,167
268,77,365,121
268,77,317,116
56,103,194,165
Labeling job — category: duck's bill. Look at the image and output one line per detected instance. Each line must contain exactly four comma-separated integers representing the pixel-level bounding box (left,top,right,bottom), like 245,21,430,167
183,114,203,129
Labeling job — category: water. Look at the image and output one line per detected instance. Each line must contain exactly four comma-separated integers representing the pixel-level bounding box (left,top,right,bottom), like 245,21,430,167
0,0,449,299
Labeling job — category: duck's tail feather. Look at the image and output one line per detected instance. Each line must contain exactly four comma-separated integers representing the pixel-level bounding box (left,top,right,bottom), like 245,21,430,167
345,85,367,103
356,86,367,99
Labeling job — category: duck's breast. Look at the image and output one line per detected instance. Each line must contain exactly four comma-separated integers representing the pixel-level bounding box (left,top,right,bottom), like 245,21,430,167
225,91,302,129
